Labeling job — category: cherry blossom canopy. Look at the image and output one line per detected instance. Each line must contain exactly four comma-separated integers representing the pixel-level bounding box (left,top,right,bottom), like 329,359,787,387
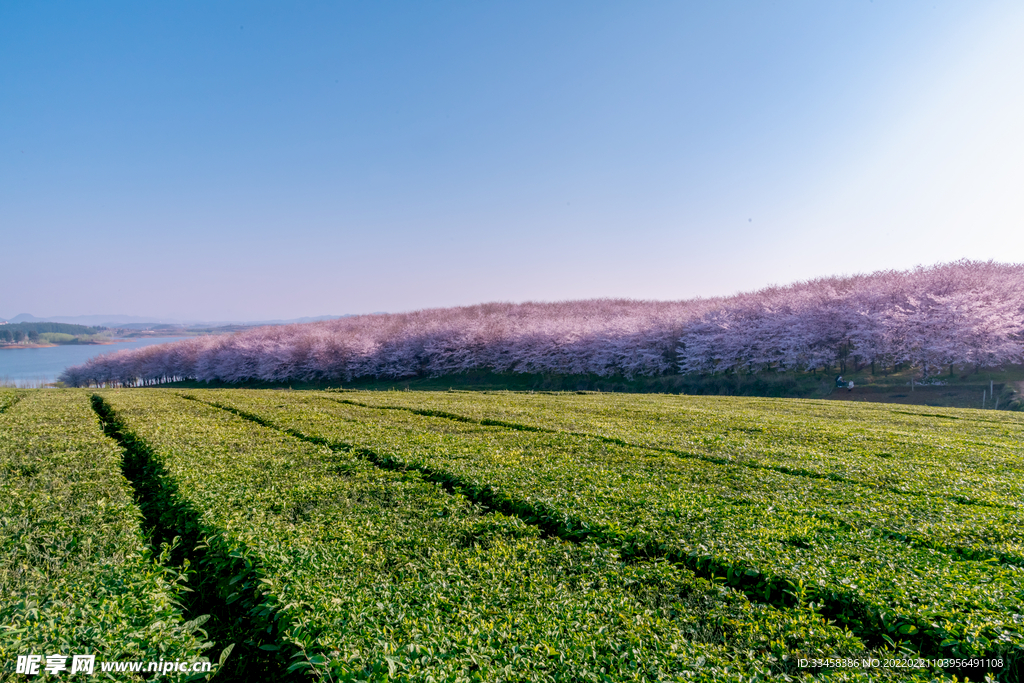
61,261,1024,387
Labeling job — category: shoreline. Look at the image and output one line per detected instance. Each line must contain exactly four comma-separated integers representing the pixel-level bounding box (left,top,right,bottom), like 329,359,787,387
1,334,191,357
0,340,122,350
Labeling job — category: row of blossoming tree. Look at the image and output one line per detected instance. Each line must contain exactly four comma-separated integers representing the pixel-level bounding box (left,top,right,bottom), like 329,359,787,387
61,261,1024,387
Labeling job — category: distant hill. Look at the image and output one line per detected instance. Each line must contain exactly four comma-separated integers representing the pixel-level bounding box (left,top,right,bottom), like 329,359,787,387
1,322,103,335
5,313,356,328
9,313,165,327
0,322,105,345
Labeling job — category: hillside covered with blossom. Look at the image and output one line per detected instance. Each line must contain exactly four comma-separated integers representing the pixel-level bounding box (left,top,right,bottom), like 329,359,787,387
61,261,1024,387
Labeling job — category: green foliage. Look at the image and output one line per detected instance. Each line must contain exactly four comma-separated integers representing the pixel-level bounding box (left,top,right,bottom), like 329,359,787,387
0,391,210,680
96,390,925,682
0,323,106,344
350,390,1024,509
2,322,103,335
0,390,22,413
37,332,77,344
6,386,1020,680
197,389,1024,670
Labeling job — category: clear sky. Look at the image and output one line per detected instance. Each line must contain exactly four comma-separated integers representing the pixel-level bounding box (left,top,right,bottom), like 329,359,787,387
2,1,1022,321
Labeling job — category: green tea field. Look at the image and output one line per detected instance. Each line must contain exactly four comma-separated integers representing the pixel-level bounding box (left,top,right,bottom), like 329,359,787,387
2,388,1022,682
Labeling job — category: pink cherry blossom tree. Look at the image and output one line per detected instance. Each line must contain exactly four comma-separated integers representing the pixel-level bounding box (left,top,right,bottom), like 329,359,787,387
61,261,1024,387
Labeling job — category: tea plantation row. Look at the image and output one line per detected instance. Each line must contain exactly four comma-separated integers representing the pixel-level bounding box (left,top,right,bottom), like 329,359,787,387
3,388,1022,681
189,391,1024,667
95,390,910,682
0,390,212,681
347,391,1024,509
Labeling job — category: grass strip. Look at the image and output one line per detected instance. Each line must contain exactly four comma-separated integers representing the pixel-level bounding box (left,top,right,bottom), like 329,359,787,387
348,391,1024,510
193,389,1024,675
324,397,1024,568
0,389,23,414
99,389,927,682
92,394,288,681
198,393,1024,567
0,390,211,681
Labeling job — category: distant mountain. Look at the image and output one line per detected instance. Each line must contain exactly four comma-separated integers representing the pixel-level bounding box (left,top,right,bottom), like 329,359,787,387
9,313,168,327
5,313,357,329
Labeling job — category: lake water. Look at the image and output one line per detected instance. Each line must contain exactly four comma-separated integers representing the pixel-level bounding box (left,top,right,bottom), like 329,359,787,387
0,337,185,385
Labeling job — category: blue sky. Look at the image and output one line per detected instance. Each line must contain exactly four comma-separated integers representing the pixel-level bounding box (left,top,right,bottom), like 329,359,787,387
2,1,1022,320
